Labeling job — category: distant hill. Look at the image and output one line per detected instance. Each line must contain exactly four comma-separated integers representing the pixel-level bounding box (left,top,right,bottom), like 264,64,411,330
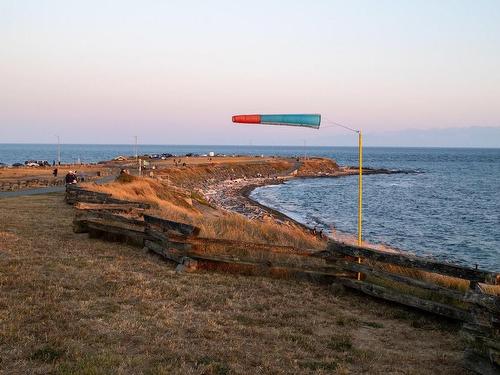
325,126,500,148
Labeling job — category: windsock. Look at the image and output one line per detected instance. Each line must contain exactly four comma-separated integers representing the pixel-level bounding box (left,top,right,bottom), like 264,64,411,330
232,114,321,129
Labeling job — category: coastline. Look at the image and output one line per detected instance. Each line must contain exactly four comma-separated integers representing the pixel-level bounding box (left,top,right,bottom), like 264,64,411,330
202,167,402,241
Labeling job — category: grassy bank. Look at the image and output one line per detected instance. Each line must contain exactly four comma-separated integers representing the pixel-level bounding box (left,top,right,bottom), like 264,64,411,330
83,175,325,250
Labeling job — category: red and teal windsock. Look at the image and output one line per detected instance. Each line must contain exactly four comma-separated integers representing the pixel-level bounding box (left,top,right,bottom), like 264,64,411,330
232,114,321,129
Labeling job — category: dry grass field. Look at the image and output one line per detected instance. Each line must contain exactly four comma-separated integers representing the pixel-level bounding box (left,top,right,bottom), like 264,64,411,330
0,193,470,374
0,165,110,182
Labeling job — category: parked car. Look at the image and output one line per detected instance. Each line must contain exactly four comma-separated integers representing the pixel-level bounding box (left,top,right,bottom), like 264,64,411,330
12,163,23,167
161,153,173,158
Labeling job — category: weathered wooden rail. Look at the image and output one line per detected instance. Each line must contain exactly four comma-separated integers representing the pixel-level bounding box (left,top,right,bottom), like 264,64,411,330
0,171,110,192
66,186,499,374
0,178,64,191
66,185,150,207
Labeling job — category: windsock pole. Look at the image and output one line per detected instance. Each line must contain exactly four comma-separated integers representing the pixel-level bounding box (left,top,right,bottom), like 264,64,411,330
357,131,363,280
358,131,363,246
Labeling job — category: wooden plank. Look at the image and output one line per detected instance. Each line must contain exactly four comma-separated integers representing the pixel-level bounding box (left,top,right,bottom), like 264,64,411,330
145,226,320,257
72,219,89,233
325,241,499,284
144,228,192,250
331,258,466,297
76,210,144,227
145,238,348,282
463,292,500,314
463,349,500,375
74,202,146,213
144,239,184,263
187,248,347,275
329,257,500,313
144,215,200,237
66,187,150,208
103,197,150,208
184,253,344,284
146,228,332,268
184,236,319,257
462,325,500,352
83,219,146,247
338,278,472,322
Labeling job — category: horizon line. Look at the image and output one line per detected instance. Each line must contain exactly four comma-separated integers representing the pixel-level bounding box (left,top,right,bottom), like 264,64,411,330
1,142,499,150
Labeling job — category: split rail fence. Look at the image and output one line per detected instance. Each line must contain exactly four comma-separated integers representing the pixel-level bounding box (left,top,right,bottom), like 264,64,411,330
66,185,499,374
0,171,110,192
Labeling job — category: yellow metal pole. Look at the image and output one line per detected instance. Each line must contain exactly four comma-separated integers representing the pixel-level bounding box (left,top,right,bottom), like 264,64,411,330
357,131,363,280
358,131,363,246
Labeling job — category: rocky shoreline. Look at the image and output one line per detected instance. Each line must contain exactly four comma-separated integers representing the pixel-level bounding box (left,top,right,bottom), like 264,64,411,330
202,167,405,232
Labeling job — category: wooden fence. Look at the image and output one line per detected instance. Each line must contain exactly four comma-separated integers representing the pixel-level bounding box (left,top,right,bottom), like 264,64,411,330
0,171,110,192
66,185,499,374
0,178,65,191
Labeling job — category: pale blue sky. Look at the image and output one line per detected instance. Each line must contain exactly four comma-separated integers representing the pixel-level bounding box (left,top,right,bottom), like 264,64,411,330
1,0,499,145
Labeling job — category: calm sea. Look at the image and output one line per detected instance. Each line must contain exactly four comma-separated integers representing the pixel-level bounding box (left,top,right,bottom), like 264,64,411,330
1,144,499,271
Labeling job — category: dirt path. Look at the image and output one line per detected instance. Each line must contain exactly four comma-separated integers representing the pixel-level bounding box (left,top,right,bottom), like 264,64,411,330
0,193,470,374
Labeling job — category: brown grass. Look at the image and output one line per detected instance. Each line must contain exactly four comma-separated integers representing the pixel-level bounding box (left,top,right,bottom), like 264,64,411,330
86,175,499,300
297,157,340,176
0,165,111,181
156,159,294,188
0,193,469,374
83,176,325,250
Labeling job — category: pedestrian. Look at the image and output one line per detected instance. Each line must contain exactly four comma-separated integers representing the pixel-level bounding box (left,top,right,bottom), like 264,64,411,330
65,171,77,185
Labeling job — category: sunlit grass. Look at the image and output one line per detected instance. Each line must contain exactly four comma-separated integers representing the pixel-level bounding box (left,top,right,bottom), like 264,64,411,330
83,175,325,250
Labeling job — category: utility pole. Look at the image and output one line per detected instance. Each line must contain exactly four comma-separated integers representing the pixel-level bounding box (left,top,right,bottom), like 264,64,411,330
134,136,138,160
57,136,61,165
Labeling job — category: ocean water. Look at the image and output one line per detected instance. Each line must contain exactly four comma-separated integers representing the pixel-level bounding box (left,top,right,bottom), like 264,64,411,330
0,143,344,165
1,144,499,271
251,147,500,271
